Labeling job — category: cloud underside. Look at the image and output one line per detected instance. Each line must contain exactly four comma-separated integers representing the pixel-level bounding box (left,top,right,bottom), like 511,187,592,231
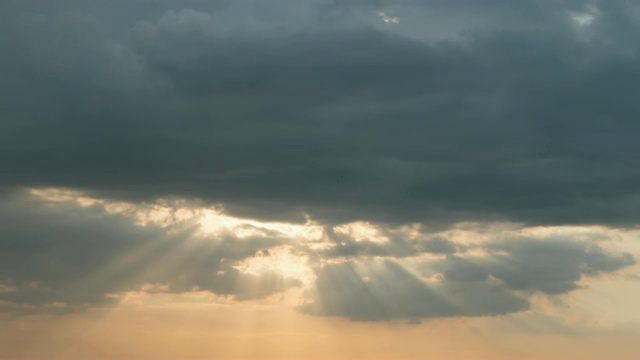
0,191,634,321
1,0,639,321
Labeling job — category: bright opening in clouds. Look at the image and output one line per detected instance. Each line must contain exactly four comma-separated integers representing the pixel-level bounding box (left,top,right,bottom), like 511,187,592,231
571,4,599,26
1,1,640,359
378,11,400,24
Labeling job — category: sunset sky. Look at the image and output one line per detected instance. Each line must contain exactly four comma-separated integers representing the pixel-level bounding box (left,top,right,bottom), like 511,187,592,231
1,1,640,359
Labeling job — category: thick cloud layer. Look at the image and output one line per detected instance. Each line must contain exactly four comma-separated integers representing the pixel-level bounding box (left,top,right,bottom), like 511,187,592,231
2,1,640,226
1,1,639,323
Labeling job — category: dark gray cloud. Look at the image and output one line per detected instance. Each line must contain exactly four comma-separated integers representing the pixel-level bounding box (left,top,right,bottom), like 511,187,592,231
300,236,634,321
2,0,640,227
483,238,635,294
416,237,457,254
430,237,635,295
314,227,457,259
299,260,529,321
0,0,639,323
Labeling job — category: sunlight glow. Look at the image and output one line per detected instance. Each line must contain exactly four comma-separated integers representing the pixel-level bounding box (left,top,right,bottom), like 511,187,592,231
333,221,388,243
234,246,314,286
28,187,324,241
0,284,17,293
570,4,598,26
108,287,230,306
199,210,323,241
378,11,400,24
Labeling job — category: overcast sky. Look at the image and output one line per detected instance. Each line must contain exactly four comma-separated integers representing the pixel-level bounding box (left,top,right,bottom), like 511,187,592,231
1,1,640,359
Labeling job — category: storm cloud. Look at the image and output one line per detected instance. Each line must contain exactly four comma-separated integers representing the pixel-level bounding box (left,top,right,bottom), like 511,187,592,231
0,0,639,322
1,0,640,226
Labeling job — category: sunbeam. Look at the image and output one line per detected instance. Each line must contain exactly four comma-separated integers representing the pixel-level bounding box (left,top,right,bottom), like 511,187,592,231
3,0,640,357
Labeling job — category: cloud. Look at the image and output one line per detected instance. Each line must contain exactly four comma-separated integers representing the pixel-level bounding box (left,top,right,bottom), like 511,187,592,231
463,238,634,294
0,190,301,312
2,1,640,227
299,236,634,321
0,0,639,324
416,237,457,254
299,260,529,321
0,189,635,321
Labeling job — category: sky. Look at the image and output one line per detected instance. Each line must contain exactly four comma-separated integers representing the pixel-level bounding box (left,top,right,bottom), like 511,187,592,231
1,0,640,359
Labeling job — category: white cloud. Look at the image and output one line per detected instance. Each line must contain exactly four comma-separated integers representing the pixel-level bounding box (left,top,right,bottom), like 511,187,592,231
378,11,400,24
